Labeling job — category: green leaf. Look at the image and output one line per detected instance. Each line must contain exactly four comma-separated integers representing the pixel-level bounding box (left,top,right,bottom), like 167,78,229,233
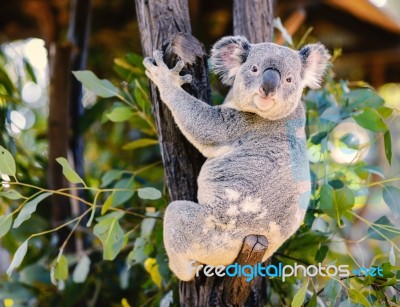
94,217,125,260
72,70,120,98
307,292,317,307
320,185,354,226
56,157,85,185
72,255,91,283
273,17,293,46
354,165,384,179
0,146,16,176
101,192,115,215
324,278,341,307
7,240,29,276
54,255,69,280
315,245,329,262
291,281,308,307
367,216,399,241
106,106,134,122
113,178,134,206
122,138,158,151
0,214,12,238
383,186,400,219
384,131,392,165
23,58,37,83
137,187,162,200
377,106,393,118
353,108,388,132
0,190,24,200
311,131,328,145
141,209,159,237
114,58,142,74
345,89,384,110
126,53,145,70
389,246,395,266
144,257,162,288
101,170,124,187
348,288,371,307
128,237,148,266
13,192,52,228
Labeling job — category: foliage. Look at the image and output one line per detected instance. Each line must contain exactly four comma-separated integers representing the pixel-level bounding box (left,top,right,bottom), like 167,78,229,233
1,35,400,307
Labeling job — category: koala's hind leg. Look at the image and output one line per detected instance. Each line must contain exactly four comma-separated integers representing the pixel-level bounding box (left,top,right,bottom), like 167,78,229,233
164,200,245,281
163,200,209,281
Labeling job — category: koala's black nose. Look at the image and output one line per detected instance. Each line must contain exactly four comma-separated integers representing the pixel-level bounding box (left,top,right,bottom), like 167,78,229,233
261,68,280,96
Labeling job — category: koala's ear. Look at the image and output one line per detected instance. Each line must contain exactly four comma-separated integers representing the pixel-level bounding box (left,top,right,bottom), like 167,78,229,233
299,43,331,89
210,36,251,85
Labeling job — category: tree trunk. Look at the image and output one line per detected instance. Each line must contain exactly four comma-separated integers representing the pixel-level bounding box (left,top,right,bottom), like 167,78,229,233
47,0,92,252
67,0,91,180
135,0,274,305
134,0,209,202
48,42,73,241
233,0,275,43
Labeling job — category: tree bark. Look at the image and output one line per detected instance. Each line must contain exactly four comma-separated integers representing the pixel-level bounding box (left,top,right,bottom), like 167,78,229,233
233,0,275,43
67,0,92,181
48,42,73,241
135,0,274,305
134,0,209,202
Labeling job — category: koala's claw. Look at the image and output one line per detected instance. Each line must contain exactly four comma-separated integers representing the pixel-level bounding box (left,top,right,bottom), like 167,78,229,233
153,50,167,68
143,50,193,88
180,74,192,84
172,60,185,74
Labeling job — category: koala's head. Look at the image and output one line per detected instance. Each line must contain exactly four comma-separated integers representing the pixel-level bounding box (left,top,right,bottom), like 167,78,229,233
210,36,330,120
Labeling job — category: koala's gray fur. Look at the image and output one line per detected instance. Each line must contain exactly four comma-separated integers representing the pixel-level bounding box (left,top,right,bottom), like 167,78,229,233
143,36,330,281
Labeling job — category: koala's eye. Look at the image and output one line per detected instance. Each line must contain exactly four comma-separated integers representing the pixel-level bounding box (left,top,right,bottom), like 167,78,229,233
250,65,259,73
286,77,292,83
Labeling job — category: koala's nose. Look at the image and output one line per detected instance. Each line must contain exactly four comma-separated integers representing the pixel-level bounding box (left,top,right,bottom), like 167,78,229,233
261,68,280,96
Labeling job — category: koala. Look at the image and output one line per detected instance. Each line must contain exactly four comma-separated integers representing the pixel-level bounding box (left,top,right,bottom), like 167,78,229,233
143,36,330,281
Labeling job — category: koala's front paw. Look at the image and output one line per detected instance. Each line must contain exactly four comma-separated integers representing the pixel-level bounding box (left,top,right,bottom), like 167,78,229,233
143,50,192,89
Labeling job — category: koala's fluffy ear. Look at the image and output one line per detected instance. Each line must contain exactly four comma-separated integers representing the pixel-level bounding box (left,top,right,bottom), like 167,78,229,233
210,36,251,85
299,43,331,89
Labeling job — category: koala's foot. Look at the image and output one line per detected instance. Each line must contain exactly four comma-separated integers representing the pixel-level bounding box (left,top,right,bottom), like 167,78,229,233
164,201,245,281
143,50,192,89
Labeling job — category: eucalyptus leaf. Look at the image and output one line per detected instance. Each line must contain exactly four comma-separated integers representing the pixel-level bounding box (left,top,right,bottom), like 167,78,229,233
106,107,134,122
128,237,147,266
367,216,399,241
320,184,354,225
101,192,115,215
384,131,392,165
54,255,69,280
113,178,134,206
389,246,395,266
122,138,158,151
353,108,387,133
291,282,308,307
73,70,120,98
94,217,125,260
348,288,371,307
324,278,341,307
56,157,85,185
101,170,124,187
0,146,16,176
0,190,24,200
0,214,12,238
13,192,52,228
345,89,384,110
383,186,400,219
7,240,29,276
137,187,162,200
72,255,91,283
